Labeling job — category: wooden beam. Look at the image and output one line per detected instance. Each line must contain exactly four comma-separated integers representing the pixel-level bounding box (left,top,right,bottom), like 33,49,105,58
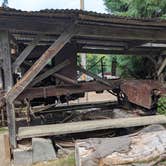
157,58,166,76
34,101,118,114
0,31,16,148
30,60,70,86
12,34,43,72
77,66,117,87
6,25,76,102
77,24,166,42
53,73,79,86
80,48,160,56
17,115,166,140
1,14,166,42
0,15,72,34
76,39,127,48
17,81,120,100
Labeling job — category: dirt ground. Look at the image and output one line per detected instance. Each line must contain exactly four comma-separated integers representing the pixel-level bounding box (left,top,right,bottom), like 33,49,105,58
33,153,75,166
70,91,117,104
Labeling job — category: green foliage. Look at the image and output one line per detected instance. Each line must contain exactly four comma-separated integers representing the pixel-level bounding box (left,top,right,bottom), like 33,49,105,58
78,54,113,75
157,97,166,115
0,128,8,134
116,56,142,78
103,0,166,79
104,0,166,18
104,0,129,15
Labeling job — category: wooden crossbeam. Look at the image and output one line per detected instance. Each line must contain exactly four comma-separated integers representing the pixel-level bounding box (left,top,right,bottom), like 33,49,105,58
80,48,160,56
77,66,115,87
17,81,120,100
12,34,43,72
30,60,70,86
6,25,75,102
53,73,79,85
17,115,166,140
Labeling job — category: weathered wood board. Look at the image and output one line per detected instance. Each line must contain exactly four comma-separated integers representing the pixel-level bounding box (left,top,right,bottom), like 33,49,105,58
18,115,166,140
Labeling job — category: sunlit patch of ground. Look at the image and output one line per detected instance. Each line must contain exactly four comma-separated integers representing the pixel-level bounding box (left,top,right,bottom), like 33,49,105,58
0,127,8,134
33,153,75,166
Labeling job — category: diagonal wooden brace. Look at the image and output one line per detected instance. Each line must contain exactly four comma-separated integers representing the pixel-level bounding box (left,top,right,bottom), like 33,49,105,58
157,58,166,76
6,25,76,102
12,34,44,72
30,59,70,86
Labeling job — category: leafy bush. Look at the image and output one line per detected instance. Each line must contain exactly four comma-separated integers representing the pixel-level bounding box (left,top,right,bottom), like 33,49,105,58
157,97,166,115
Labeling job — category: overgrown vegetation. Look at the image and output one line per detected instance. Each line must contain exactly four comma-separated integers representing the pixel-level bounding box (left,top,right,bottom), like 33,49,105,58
103,0,166,112
158,97,166,115
104,0,166,18
0,127,8,134
103,0,166,79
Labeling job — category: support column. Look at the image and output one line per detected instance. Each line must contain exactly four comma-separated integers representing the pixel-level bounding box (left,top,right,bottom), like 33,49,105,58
112,57,117,76
0,31,16,148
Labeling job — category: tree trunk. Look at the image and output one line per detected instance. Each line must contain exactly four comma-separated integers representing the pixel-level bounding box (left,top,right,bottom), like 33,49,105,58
75,125,166,166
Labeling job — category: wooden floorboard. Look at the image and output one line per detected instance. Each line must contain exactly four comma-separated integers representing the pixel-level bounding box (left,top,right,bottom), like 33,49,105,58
17,115,166,140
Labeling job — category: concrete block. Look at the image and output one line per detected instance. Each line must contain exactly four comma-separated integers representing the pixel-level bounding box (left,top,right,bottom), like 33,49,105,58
32,138,56,163
13,148,32,166
0,132,11,166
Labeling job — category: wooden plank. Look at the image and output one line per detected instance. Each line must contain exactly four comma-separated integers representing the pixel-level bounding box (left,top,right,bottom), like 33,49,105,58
77,24,166,41
6,25,75,102
80,48,160,56
78,13,166,27
17,115,166,140
53,73,78,85
12,34,43,72
30,60,70,86
77,66,113,87
157,58,166,76
33,101,118,114
0,132,11,166
0,15,71,34
0,31,16,148
0,32,13,91
1,14,166,42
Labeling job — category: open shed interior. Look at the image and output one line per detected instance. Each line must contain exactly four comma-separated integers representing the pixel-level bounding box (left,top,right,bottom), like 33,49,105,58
0,7,165,149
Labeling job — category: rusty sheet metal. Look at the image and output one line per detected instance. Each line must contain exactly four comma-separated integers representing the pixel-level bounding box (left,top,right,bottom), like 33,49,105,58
121,80,166,109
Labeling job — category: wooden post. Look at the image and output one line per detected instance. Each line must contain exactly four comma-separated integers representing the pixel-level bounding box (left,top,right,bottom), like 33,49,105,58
0,31,16,148
112,57,117,76
0,69,5,126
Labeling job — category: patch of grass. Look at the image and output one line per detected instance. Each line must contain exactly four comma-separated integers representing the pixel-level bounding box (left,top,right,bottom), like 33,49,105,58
0,127,8,134
33,153,75,166
157,97,166,115
157,160,166,166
